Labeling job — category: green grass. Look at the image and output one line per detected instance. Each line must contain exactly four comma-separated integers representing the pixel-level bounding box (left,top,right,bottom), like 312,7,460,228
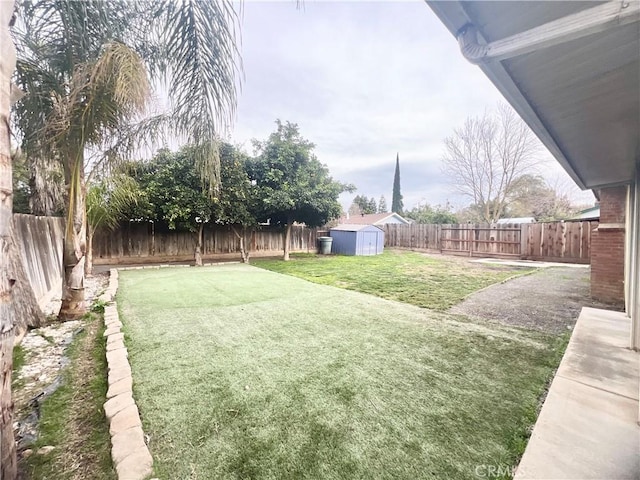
13,344,26,373
12,344,27,390
20,315,116,480
253,250,533,311
119,264,565,479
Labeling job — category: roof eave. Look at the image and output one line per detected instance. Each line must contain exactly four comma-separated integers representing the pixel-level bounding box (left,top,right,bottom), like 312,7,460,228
426,1,589,190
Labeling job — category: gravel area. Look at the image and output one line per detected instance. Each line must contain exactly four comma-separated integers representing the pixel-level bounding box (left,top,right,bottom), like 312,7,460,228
449,267,614,333
13,272,110,448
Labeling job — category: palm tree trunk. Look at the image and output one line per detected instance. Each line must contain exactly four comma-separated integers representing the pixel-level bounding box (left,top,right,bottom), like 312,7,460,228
283,218,292,261
0,2,18,477
59,158,87,320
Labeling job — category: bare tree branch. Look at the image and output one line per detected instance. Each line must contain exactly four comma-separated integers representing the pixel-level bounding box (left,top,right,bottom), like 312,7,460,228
442,103,540,223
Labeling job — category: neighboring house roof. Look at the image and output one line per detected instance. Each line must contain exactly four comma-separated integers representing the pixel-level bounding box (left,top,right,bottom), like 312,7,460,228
572,206,600,221
331,224,383,232
427,1,639,191
496,217,535,224
339,212,411,225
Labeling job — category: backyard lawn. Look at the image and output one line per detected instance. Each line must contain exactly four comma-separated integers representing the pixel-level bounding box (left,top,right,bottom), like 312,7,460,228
254,250,533,310
118,257,566,479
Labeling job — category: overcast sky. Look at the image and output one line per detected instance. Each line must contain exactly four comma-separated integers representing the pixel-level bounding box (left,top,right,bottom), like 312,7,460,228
230,0,595,212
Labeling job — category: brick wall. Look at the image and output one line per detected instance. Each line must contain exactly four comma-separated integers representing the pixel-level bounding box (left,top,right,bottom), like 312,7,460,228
591,186,627,306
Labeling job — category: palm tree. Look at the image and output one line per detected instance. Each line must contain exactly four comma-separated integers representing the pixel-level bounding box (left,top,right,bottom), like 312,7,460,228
12,0,242,319
46,41,151,318
2,1,242,475
1,2,18,478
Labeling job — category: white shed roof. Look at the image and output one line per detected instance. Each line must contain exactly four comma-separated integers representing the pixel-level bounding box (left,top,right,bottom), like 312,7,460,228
330,224,383,232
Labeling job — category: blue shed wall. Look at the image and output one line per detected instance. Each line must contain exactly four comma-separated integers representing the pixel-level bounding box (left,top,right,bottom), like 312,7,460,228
330,230,357,255
330,226,384,255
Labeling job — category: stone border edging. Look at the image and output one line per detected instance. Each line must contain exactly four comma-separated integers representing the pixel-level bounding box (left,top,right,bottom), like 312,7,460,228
116,261,240,271
100,269,154,480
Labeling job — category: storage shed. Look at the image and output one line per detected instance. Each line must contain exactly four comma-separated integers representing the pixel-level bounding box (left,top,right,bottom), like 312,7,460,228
329,224,384,256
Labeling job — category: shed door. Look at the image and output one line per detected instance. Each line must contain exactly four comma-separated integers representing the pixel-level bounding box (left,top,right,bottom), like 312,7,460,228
361,231,377,255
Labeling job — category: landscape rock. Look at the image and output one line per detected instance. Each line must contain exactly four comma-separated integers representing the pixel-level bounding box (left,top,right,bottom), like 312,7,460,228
107,355,131,373
111,426,146,465
104,393,135,420
109,404,142,435
106,376,133,399
106,339,126,352
37,446,55,455
106,333,125,345
105,319,123,329
106,348,128,364
115,446,153,480
108,365,132,385
103,326,121,337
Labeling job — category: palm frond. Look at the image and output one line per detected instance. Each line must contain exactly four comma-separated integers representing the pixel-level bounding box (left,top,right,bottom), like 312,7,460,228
153,0,242,189
161,0,241,139
45,41,151,159
88,113,171,182
191,138,221,197
17,0,133,68
87,173,141,231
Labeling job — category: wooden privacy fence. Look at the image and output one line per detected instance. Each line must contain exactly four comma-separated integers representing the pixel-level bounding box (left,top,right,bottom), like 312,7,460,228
92,223,319,264
521,221,595,262
441,224,522,256
384,221,597,263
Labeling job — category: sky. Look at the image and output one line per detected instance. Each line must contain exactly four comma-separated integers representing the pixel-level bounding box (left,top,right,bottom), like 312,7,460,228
230,0,595,213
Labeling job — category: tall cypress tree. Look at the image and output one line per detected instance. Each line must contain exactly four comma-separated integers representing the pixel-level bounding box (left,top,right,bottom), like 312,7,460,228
391,153,403,213
378,195,388,213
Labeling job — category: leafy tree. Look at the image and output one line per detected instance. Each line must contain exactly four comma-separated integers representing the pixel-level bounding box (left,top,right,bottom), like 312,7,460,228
212,143,258,263
347,201,361,217
506,174,576,221
350,195,377,215
250,121,353,261
368,197,378,214
128,144,257,265
378,195,388,213
130,148,215,266
405,202,457,224
12,0,242,319
392,153,403,213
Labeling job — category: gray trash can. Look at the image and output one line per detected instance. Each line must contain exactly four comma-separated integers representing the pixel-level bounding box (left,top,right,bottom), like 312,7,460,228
318,236,333,255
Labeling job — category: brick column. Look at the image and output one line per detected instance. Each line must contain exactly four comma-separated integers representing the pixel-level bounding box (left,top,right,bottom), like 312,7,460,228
591,186,627,306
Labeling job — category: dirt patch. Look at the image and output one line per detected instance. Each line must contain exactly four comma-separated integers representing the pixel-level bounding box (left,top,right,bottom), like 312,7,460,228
449,267,613,333
50,318,113,480
13,321,83,447
13,273,109,450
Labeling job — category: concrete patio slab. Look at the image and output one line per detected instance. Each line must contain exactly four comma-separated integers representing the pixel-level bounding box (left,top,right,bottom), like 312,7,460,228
515,307,640,480
558,308,639,401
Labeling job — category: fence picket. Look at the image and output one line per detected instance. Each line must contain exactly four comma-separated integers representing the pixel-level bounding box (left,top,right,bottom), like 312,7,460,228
384,221,596,263
92,224,319,264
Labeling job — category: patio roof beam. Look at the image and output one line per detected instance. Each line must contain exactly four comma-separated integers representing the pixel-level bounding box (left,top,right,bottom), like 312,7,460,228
457,1,640,64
